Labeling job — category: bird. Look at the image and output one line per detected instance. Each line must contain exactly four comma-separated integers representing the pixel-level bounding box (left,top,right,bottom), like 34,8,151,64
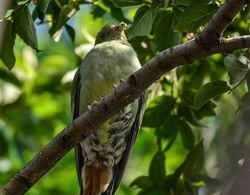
71,22,147,195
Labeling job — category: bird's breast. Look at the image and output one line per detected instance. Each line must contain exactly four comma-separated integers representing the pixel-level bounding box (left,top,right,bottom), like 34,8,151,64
79,41,141,113
78,41,140,168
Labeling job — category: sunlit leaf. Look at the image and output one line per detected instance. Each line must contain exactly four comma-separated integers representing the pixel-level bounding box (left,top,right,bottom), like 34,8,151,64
193,81,230,110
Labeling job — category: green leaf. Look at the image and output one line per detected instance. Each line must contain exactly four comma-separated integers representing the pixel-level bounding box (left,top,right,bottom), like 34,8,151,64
142,95,175,127
65,24,75,43
0,131,8,156
164,0,170,8
36,0,51,22
0,20,16,69
153,11,182,51
127,5,159,39
157,116,178,139
102,0,131,23
50,3,78,37
149,152,166,185
0,67,21,87
90,4,106,19
175,2,218,32
193,81,230,110
184,140,204,178
8,0,18,9
178,106,204,127
130,176,153,189
175,0,191,6
180,90,195,106
111,0,142,7
13,7,38,49
55,5,74,31
179,121,195,150
237,91,250,111
175,140,204,180
224,54,249,85
194,101,216,119
138,190,166,195
246,72,250,91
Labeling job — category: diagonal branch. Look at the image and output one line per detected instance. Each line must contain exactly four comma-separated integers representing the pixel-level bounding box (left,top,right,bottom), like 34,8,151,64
1,0,250,194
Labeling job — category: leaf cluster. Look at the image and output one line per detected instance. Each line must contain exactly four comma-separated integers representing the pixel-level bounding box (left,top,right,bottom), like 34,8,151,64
0,0,250,194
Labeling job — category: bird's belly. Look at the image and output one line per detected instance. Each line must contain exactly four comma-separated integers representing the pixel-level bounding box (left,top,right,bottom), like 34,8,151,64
81,100,137,168
80,112,129,168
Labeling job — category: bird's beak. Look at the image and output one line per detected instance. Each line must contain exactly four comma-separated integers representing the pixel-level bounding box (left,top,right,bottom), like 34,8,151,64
114,22,127,33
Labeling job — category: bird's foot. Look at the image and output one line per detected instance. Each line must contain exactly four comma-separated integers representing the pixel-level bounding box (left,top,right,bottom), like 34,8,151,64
87,101,99,111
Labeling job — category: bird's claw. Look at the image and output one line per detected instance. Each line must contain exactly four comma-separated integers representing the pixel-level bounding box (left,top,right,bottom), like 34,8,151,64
87,101,99,111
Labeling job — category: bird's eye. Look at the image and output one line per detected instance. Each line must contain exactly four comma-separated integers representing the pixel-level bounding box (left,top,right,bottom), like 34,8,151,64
101,34,105,39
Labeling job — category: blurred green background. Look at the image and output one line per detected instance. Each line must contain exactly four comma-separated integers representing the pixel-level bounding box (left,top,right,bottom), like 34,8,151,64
0,0,250,195
0,4,156,195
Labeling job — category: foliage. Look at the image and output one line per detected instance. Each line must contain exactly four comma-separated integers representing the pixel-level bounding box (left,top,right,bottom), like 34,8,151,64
0,0,250,194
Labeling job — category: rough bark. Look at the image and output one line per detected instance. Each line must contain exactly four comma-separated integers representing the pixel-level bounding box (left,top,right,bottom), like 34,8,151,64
1,0,250,194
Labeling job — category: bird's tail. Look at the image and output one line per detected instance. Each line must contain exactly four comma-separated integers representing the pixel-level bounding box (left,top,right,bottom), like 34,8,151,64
82,165,113,195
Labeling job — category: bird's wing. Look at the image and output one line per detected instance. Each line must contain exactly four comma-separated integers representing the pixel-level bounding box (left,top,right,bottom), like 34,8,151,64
72,65,147,195
71,69,84,194
104,92,147,195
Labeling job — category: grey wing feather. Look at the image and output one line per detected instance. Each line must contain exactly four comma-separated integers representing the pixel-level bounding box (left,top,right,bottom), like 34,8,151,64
71,69,84,194
103,91,147,195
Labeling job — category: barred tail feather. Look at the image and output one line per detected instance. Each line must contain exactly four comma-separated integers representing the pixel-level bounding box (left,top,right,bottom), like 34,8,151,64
82,165,113,195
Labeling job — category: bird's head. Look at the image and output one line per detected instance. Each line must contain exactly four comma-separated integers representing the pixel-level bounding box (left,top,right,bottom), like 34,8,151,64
95,22,127,45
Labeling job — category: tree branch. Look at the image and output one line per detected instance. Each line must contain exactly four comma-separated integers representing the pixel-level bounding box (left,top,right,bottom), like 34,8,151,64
1,0,250,194
197,0,248,49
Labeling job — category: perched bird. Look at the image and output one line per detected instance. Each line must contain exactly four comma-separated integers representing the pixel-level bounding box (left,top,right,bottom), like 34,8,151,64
71,22,147,195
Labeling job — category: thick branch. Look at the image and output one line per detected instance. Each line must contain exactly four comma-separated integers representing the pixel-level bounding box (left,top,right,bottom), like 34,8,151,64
1,0,250,194
197,0,248,49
